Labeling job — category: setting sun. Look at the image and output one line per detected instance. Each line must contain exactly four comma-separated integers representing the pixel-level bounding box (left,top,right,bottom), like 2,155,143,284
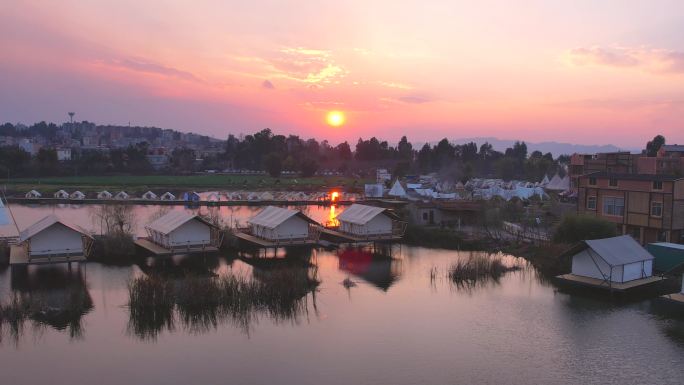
326,110,345,127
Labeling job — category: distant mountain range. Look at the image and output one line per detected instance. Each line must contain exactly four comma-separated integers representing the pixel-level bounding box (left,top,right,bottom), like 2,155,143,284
450,137,640,157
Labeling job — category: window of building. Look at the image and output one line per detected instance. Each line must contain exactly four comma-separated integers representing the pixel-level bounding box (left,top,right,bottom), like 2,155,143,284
422,212,429,221
651,201,663,217
603,196,624,216
588,177,597,186
652,181,663,190
587,196,596,210
609,178,618,187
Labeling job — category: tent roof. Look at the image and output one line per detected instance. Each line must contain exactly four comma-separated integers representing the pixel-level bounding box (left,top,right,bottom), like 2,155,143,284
388,180,407,197
570,235,654,266
336,204,398,225
146,211,216,235
20,214,91,241
248,206,317,229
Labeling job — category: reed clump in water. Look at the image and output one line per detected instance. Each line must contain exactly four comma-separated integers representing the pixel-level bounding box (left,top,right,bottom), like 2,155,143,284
448,254,520,284
127,269,319,339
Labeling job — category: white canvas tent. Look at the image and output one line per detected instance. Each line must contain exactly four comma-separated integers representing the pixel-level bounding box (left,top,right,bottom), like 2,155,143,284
97,190,113,199
142,191,158,200
540,175,550,186
114,191,130,200
336,204,401,237
248,206,318,241
146,211,217,249
568,235,654,283
70,191,86,200
160,192,176,201
388,180,407,198
54,190,69,199
25,190,41,199
19,214,92,257
545,173,570,191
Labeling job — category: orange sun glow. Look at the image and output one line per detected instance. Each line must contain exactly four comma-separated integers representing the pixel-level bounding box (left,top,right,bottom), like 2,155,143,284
326,110,346,127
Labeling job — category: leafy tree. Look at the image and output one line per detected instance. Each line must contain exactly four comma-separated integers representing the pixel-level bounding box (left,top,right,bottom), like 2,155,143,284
300,158,318,177
646,135,665,157
553,215,617,243
263,152,282,177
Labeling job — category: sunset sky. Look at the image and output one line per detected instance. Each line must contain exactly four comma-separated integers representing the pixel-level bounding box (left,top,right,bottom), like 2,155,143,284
1,0,683,147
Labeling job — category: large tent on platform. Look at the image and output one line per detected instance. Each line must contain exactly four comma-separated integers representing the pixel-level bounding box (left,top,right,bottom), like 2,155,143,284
247,206,318,241
566,235,654,283
387,180,407,198
336,204,401,237
146,211,218,249
19,215,92,258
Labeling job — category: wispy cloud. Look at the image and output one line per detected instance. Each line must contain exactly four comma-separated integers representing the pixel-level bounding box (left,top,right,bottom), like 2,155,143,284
102,57,202,82
264,46,347,84
566,46,684,74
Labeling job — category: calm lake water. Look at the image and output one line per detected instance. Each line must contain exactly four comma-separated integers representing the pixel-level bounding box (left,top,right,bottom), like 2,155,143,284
1,204,683,385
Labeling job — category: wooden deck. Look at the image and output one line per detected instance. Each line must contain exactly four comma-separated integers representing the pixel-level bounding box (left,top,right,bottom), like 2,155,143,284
555,274,665,292
9,245,86,265
233,232,319,248
320,228,403,243
134,238,219,256
660,292,684,304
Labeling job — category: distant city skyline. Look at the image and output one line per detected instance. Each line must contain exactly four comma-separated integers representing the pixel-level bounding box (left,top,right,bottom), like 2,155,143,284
1,1,683,147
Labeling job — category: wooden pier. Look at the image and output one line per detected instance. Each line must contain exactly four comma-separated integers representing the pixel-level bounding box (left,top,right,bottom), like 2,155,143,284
9,245,87,266
555,274,665,292
659,292,684,305
233,231,319,248
134,237,219,256
319,228,403,243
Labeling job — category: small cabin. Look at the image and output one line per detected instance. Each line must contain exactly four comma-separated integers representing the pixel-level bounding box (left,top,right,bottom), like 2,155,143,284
114,191,130,200
25,190,41,199
142,191,158,200
248,206,318,241
70,191,86,200
54,190,70,199
18,215,93,259
160,192,176,201
207,192,220,202
146,211,219,250
568,235,654,283
646,242,684,273
98,190,113,199
336,204,403,237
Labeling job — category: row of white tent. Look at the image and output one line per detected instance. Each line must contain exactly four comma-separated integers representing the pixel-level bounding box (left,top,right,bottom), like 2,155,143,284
25,190,177,201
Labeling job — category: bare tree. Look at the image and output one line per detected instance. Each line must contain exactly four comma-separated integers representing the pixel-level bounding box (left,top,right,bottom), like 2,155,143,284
94,204,136,235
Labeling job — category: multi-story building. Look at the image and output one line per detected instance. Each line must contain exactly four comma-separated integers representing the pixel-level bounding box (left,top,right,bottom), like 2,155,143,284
569,152,638,190
577,171,684,244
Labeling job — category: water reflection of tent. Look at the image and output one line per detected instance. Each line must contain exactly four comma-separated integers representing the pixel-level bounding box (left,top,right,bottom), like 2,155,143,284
9,266,93,335
337,248,401,291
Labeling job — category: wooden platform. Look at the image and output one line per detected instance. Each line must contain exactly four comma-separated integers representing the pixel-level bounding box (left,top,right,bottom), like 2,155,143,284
555,274,665,292
233,232,319,248
9,245,86,265
134,238,219,256
320,228,403,243
660,292,684,304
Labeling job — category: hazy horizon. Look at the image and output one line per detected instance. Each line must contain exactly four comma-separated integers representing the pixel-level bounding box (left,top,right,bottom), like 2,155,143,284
2,1,683,147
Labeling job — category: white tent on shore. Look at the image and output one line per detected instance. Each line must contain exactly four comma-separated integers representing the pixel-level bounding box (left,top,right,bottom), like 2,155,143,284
97,190,113,200
388,180,407,198
25,190,41,199
142,191,158,200
54,190,69,199
160,192,176,201
114,191,130,200
70,191,86,200
545,173,570,191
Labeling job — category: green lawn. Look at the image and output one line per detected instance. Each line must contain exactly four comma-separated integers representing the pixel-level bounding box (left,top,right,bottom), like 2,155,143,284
4,174,373,192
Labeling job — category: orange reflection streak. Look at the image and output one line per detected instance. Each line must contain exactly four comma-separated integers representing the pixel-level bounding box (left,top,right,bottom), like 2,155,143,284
327,204,339,227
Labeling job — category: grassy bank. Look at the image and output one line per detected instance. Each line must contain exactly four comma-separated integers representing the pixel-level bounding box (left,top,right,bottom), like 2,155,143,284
402,224,487,250
3,174,373,194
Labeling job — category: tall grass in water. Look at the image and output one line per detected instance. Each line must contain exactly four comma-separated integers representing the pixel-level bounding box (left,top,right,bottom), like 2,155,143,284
127,269,319,340
448,254,520,289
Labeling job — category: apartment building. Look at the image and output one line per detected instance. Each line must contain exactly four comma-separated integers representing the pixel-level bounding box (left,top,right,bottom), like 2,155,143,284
577,171,684,244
